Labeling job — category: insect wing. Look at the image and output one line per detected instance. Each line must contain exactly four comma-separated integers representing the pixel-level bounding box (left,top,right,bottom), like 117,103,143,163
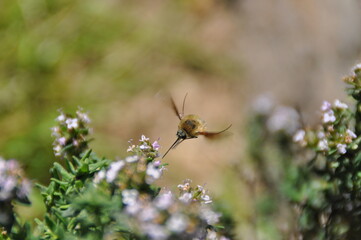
197,124,232,138
170,97,182,120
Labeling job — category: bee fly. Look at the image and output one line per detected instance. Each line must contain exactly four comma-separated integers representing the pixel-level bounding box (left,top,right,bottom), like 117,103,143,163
163,93,232,158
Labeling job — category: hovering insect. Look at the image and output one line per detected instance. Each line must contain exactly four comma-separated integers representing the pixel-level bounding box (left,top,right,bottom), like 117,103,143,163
162,94,232,158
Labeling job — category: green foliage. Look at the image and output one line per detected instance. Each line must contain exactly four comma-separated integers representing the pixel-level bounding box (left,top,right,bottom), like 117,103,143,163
247,64,361,239
1,108,233,239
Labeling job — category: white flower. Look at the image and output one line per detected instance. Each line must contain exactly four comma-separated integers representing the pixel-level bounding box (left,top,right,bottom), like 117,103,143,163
0,158,5,171
293,129,305,143
146,163,163,183
200,207,221,225
220,237,230,240
337,143,347,154
53,145,62,156
106,160,125,183
1,175,17,192
58,137,67,146
140,135,149,142
140,143,150,150
321,101,332,112
152,141,160,151
153,160,161,167
154,191,173,210
206,230,218,240
17,179,31,199
65,118,79,129
201,194,212,204
122,189,139,206
7,159,19,172
179,192,192,203
266,106,300,134
322,110,336,123
138,206,158,221
352,63,361,75
76,110,91,123
346,129,357,139
73,140,79,147
178,179,192,191
51,126,61,137
0,176,16,198
317,131,326,139
252,95,274,115
93,170,106,184
125,201,141,215
318,139,329,151
166,213,188,233
56,114,66,122
142,224,169,240
125,155,139,163
127,145,136,152
334,99,348,109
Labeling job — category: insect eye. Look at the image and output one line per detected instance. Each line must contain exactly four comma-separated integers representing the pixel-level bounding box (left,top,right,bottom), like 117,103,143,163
177,130,186,139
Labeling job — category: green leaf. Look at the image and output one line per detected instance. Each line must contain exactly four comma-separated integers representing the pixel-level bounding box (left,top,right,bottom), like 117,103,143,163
53,163,74,182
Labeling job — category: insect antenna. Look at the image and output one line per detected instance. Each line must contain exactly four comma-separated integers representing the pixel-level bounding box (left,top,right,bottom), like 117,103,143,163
181,93,188,118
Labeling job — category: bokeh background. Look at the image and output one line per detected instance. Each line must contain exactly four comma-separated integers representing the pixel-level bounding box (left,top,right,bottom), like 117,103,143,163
1,0,361,238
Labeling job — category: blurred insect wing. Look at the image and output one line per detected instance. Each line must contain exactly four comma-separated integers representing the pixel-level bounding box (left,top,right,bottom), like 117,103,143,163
197,124,232,138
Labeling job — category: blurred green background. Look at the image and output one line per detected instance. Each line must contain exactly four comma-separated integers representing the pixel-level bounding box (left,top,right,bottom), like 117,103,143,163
1,0,361,238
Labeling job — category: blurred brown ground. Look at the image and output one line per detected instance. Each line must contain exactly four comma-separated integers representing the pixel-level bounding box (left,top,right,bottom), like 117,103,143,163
112,1,361,237
114,0,361,189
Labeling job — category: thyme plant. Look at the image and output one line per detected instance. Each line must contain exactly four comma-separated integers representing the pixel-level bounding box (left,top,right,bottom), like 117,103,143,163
246,64,361,239
0,108,232,240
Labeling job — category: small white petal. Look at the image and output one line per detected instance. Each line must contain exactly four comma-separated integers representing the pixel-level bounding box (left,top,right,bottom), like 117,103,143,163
125,155,139,163
322,110,336,123
293,130,305,142
106,160,125,183
318,139,329,151
321,101,332,112
346,129,357,139
155,191,173,209
334,99,348,109
337,143,347,154
56,114,66,122
179,192,192,203
166,214,188,233
140,135,149,142
122,189,139,206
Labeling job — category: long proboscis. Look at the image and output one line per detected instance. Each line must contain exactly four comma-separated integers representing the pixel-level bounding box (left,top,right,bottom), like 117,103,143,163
162,137,184,159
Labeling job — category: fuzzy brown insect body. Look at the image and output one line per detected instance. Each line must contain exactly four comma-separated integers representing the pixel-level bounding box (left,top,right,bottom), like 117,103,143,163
177,115,205,139
162,94,231,158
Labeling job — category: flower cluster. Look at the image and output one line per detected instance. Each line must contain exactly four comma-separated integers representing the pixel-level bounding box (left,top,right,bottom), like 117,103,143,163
293,99,358,155
0,158,31,203
94,135,164,187
252,95,301,135
177,179,213,204
343,63,361,85
51,108,91,158
121,181,228,240
1,108,234,239
127,135,161,159
92,137,229,240
0,157,31,232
